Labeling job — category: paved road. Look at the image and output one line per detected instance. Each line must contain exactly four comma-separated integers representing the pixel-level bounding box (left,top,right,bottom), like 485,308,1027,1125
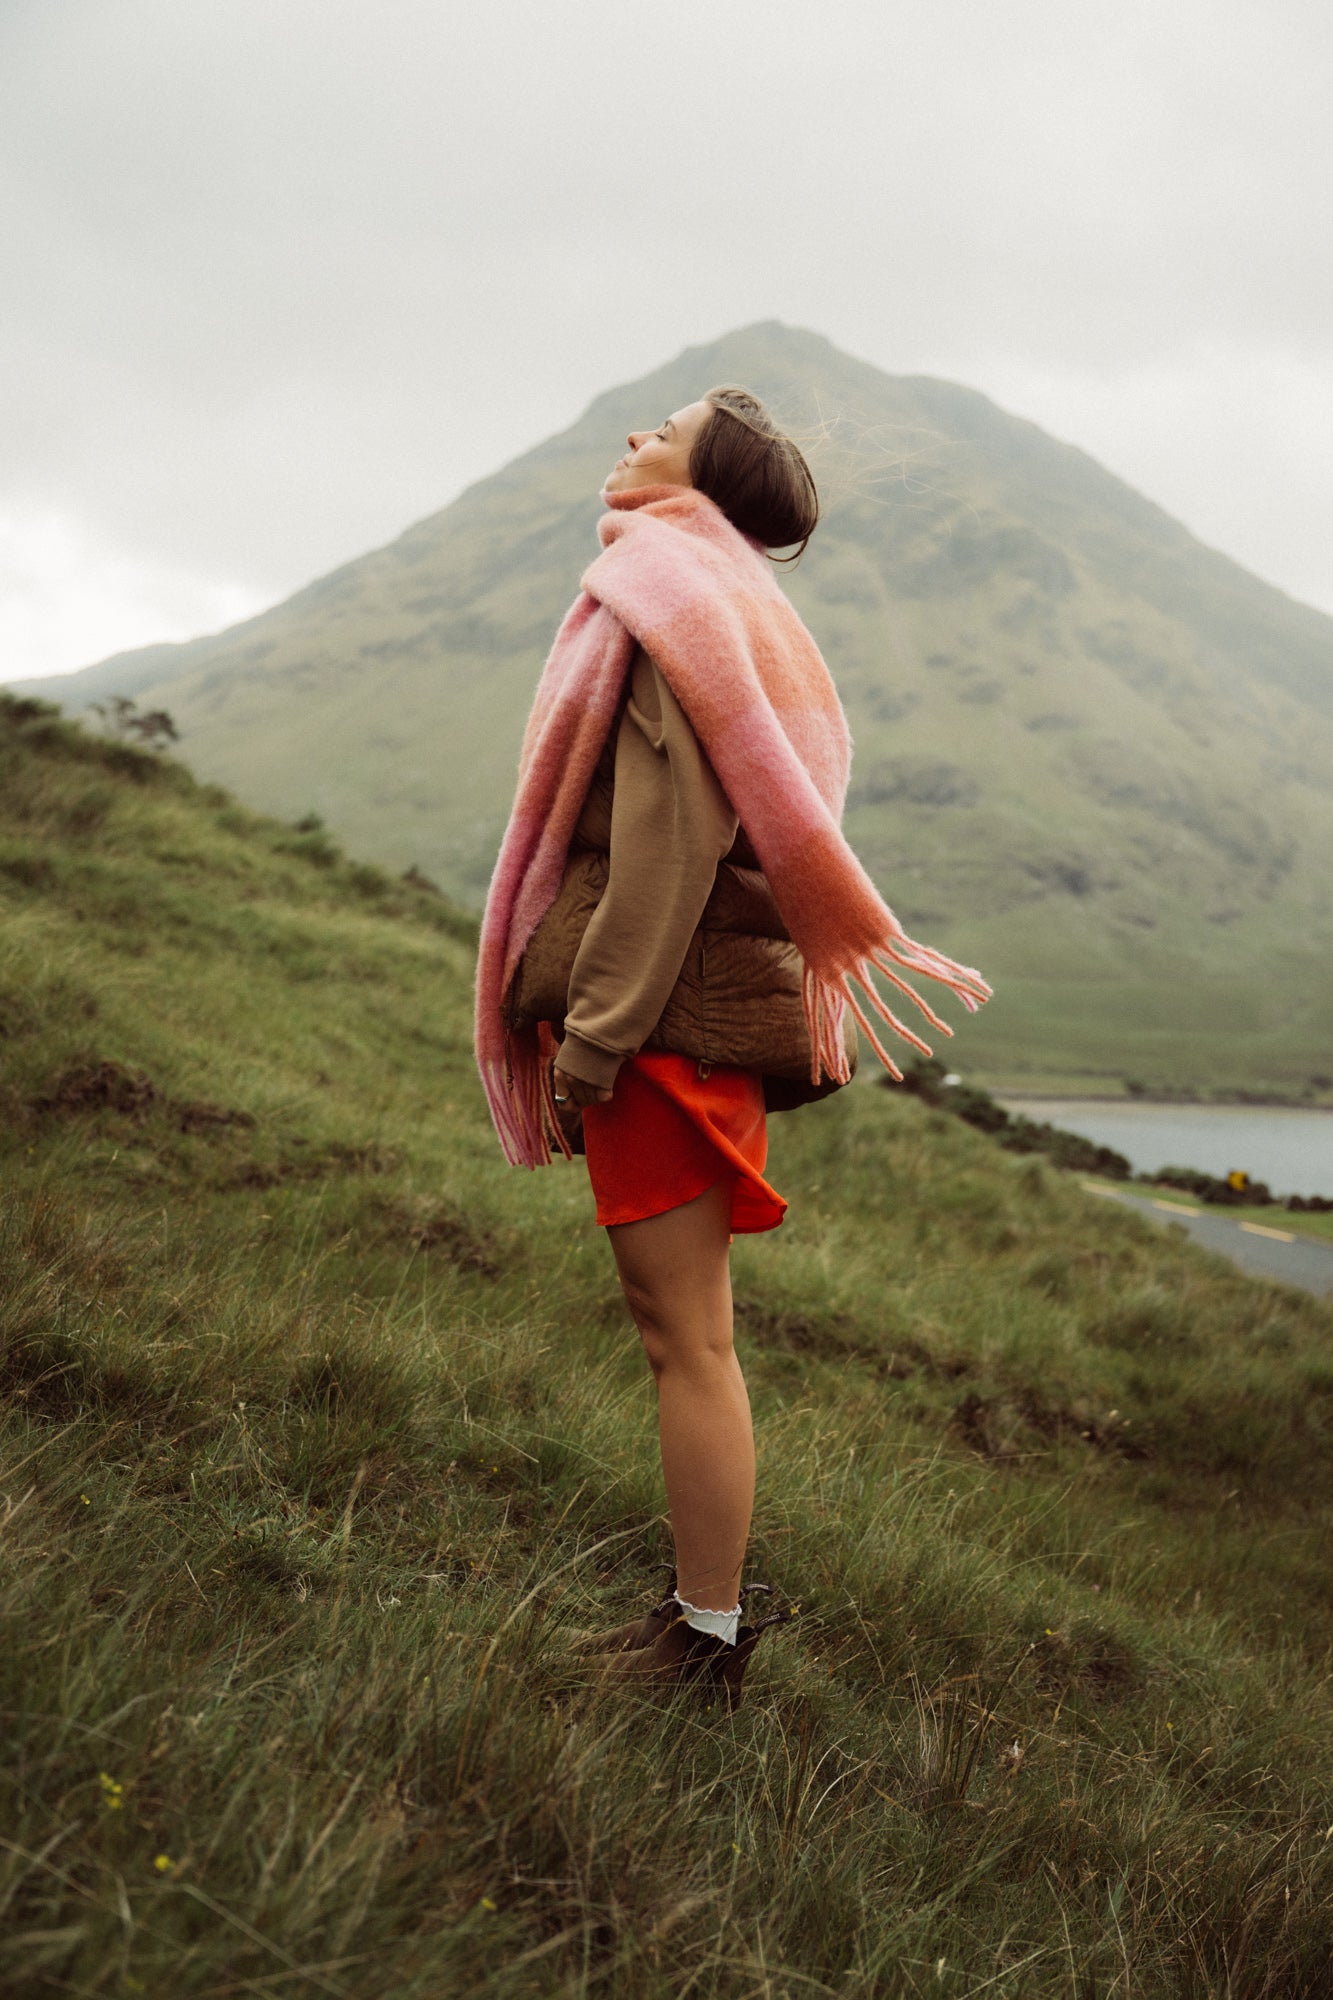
1081,1183,1333,1297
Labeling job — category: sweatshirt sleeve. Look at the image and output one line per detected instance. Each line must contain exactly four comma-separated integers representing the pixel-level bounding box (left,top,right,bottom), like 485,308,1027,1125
556,648,739,1090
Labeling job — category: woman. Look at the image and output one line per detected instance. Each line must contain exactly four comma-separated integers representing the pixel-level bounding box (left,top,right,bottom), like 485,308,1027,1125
475,387,989,1706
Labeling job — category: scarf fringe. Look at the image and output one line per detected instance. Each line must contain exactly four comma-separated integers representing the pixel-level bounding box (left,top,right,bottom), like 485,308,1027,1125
871,937,992,1015
801,930,993,1091
482,1024,575,1170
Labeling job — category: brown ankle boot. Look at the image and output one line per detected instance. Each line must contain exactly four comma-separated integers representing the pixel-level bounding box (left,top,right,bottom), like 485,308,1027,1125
561,1571,677,1657
601,1596,791,1711
707,1602,795,1711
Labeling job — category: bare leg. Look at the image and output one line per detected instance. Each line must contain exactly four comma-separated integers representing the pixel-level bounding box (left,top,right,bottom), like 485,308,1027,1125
607,1179,754,1611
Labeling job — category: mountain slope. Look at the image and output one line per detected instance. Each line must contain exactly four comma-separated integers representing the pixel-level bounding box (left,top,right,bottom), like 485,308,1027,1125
3,692,1333,1994
17,322,1333,1093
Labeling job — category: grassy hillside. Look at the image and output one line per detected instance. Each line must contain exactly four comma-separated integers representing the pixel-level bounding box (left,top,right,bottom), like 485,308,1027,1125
16,322,1333,1099
3,696,1333,1996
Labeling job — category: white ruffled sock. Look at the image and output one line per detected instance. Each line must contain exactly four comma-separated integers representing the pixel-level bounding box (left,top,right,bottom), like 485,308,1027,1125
673,1591,741,1648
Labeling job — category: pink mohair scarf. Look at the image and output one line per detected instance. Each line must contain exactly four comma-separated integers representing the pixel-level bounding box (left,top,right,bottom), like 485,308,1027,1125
475,484,992,1167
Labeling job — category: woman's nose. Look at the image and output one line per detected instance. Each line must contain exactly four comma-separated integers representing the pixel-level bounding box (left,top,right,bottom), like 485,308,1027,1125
626,431,645,450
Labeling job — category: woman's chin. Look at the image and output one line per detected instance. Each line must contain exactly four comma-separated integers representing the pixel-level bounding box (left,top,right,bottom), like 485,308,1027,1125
602,470,641,504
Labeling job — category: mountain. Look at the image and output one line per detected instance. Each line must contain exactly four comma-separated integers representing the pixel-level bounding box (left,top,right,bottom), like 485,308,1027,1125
16,322,1333,1094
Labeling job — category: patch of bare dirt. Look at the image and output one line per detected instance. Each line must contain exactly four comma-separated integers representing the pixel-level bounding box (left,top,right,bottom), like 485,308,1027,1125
36,1058,256,1137
36,1058,158,1120
366,1195,501,1277
173,1099,256,1134
951,1388,1148,1461
733,1296,971,1381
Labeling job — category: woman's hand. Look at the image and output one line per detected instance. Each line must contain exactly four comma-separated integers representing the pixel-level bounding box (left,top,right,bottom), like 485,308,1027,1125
553,1066,613,1111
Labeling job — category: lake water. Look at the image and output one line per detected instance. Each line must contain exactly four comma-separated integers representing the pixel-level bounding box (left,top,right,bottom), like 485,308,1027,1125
998,1100,1333,1198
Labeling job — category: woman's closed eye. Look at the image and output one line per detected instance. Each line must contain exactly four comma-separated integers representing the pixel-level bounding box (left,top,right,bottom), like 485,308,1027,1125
606,400,706,494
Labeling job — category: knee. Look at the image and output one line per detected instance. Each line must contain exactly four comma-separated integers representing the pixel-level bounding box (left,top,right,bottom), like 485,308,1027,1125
619,1273,667,1363
618,1274,733,1379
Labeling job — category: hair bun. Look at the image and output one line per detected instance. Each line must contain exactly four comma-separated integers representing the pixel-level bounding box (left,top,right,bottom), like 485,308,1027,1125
689,386,819,562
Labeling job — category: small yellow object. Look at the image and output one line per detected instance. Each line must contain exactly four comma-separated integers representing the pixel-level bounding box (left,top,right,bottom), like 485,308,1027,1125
80,1494,90,1505
1044,1628,1054,1637
153,1854,174,1873
480,1896,497,1912
99,1772,124,1809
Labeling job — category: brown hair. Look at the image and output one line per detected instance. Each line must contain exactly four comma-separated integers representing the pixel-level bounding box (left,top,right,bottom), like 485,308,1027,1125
688,385,819,562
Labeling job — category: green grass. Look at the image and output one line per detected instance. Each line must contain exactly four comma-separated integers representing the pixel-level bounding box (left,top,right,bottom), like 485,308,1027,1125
3,697,1332,1997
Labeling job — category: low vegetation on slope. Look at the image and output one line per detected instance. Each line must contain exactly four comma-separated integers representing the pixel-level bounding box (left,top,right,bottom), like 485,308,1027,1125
2,697,1331,1998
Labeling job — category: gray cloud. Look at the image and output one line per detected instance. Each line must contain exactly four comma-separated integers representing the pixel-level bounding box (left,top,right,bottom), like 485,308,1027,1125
4,0,1332,677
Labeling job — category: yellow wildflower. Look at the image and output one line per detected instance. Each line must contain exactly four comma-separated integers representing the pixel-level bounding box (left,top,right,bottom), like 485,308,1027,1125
153,1854,174,1873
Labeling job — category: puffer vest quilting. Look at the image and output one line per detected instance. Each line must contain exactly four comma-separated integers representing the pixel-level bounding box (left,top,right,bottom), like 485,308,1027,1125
505,729,858,1095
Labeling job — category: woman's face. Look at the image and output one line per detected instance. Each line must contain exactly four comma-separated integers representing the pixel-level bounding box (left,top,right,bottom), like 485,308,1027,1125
603,398,712,495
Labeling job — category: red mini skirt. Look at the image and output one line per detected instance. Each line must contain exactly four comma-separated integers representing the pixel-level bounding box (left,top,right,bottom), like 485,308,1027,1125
581,1052,787,1234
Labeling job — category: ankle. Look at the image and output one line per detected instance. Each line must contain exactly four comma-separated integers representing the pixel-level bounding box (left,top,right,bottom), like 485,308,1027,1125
673,1591,741,1648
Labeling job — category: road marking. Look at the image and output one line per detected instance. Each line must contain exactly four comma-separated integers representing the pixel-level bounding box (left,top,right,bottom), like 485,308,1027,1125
1079,1185,1305,1249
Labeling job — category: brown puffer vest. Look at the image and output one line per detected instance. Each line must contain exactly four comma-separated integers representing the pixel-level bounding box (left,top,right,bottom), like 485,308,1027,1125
504,729,858,1111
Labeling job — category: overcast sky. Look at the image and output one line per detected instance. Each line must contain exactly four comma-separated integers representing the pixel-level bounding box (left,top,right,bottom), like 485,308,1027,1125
4,0,1331,680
